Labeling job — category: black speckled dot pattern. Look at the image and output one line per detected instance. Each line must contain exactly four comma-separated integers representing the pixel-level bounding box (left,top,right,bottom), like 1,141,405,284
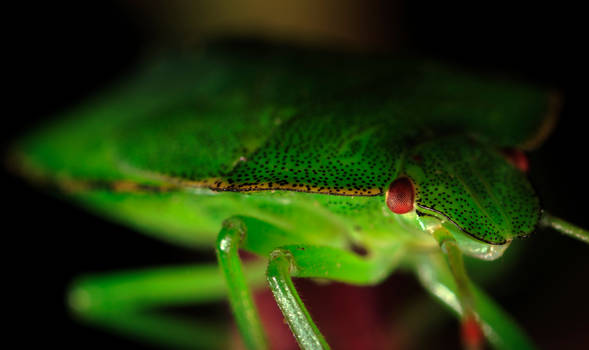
405,136,540,244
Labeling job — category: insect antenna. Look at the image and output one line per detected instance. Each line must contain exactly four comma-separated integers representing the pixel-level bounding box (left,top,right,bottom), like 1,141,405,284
540,213,589,244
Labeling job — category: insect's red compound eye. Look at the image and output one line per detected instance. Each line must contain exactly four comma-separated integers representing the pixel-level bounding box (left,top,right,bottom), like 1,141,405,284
386,177,414,214
501,148,529,172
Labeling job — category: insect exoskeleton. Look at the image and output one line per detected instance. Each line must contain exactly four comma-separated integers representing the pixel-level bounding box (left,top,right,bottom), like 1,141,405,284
385,136,538,261
10,44,588,350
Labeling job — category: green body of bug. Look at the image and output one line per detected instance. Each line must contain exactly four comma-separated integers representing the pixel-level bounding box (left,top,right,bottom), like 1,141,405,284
10,44,588,349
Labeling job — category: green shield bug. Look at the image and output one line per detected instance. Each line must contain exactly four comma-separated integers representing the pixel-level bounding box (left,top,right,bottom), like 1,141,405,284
8,44,588,349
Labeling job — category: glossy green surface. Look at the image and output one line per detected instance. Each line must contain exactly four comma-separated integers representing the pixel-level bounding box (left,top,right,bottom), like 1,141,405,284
12,44,565,349
405,136,540,244
16,45,549,244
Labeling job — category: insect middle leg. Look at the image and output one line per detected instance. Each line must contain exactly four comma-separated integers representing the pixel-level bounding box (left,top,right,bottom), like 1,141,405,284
266,244,402,350
216,215,403,350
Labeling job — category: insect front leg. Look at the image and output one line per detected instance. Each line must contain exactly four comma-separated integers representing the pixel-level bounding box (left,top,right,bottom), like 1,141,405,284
432,228,484,349
414,252,536,350
422,228,536,350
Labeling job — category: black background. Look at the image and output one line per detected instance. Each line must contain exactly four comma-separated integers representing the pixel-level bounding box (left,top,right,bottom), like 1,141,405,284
4,1,588,349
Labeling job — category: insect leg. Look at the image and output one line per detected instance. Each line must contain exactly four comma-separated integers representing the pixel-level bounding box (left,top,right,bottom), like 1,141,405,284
68,262,266,349
431,228,485,349
215,217,269,350
216,214,350,350
266,244,403,350
428,228,536,350
540,212,589,244
414,252,535,350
